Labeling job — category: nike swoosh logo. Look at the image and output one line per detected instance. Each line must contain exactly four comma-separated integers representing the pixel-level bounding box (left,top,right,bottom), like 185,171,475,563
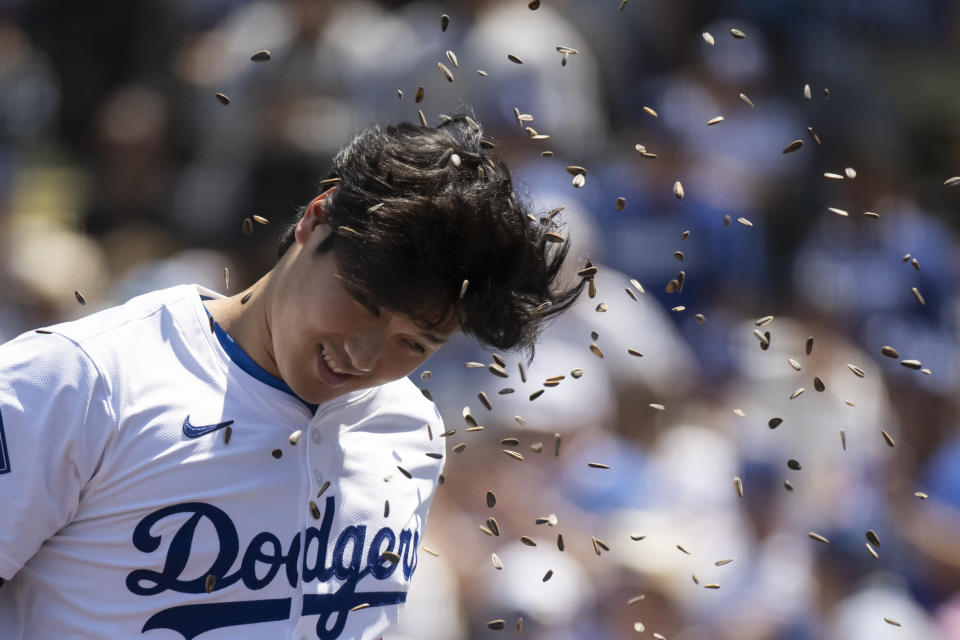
183,416,235,439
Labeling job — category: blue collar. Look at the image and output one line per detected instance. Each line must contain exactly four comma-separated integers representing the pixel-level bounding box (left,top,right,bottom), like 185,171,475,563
201,298,318,414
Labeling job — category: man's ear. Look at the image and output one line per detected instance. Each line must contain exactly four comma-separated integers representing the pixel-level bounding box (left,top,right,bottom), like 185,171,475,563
294,187,336,246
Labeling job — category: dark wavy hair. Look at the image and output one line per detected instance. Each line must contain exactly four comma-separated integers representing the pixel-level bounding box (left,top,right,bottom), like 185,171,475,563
277,114,585,357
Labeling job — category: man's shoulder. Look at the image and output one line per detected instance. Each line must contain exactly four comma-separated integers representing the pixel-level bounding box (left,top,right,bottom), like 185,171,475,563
41,285,199,346
371,376,440,421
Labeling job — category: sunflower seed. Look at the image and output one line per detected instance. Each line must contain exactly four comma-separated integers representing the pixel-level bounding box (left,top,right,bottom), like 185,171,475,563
881,346,899,358
503,449,524,461
808,532,829,544
418,109,427,126
491,553,503,570
723,214,731,226
507,53,523,64
487,619,505,630
915,491,928,499
814,377,825,392
691,574,699,584
445,50,459,68
769,417,783,429
649,403,666,411
707,116,724,126
271,448,282,459
630,533,646,541
464,426,484,432
566,165,587,176
674,181,684,199
595,302,608,312
73,290,87,305
695,313,706,324
704,583,721,589
556,45,579,54
397,465,412,479
944,176,960,187
288,430,302,446
500,437,519,446
478,392,492,411
739,92,754,108
487,517,500,536
900,359,922,370
790,388,805,399
784,480,794,491
803,83,812,101
847,364,865,378
476,69,488,77
441,13,450,30
588,462,610,469
911,287,925,305
618,0,627,10
730,28,746,38
486,491,496,508
676,544,690,555
827,207,849,217
807,126,822,144
782,140,804,154
425,452,442,460
614,196,627,212
840,428,846,450
545,232,565,243
529,389,544,401
883,618,901,627
518,536,536,547
437,62,454,82
824,172,844,180
627,348,643,358
479,524,493,536
787,358,801,371
755,315,774,326
555,433,562,457
788,459,802,470
453,443,466,453
805,336,815,355
881,430,895,447
250,50,271,62
489,363,509,378
593,537,609,554
911,258,919,271
528,0,540,8
643,106,658,117
733,476,743,498
702,32,715,45
205,574,216,593
223,424,232,444
572,173,586,188
866,542,879,559
715,558,733,566
215,92,230,105
865,529,881,547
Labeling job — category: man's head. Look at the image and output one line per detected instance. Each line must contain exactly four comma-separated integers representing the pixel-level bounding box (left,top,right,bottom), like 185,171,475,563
270,115,584,403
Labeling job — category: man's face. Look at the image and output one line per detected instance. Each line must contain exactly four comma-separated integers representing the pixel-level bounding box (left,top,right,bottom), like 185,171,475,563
269,193,456,405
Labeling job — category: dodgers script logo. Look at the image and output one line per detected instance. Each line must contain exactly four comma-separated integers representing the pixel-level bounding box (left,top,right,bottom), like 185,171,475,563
126,496,419,639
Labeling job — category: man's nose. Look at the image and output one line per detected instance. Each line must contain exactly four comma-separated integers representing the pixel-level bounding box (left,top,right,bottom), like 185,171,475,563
344,330,385,373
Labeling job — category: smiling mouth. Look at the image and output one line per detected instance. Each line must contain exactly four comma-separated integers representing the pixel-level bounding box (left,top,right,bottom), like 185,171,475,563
321,345,361,376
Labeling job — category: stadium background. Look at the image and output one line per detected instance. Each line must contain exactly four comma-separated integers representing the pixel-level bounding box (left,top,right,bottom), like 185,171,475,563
1,0,959,638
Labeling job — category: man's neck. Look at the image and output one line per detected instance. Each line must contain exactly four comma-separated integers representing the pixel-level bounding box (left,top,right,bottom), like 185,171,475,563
204,273,281,378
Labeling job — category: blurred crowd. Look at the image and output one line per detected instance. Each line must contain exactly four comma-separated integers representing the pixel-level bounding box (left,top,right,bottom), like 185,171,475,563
2,0,960,638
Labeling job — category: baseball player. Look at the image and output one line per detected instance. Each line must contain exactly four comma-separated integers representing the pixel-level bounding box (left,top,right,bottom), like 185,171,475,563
0,116,583,639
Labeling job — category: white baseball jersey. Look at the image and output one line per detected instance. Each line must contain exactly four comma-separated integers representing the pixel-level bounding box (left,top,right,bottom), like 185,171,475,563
0,284,445,639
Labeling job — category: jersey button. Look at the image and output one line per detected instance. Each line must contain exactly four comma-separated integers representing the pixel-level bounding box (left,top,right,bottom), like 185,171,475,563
311,426,322,444
313,467,324,484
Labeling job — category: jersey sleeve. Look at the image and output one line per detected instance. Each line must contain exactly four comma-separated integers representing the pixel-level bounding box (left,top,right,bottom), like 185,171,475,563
0,330,115,580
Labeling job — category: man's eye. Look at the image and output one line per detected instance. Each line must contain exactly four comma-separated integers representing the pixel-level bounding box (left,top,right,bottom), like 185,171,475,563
405,339,426,353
